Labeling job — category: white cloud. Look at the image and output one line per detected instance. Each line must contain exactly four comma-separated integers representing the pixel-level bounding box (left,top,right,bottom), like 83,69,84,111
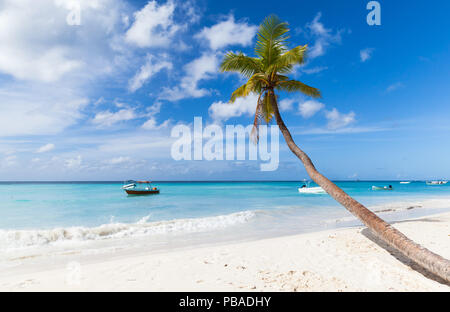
0,84,89,137
325,108,355,130
1,155,17,168
304,13,343,59
386,82,404,93
142,118,170,130
65,155,82,169
0,0,139,138
360,48,374,62
279,98,295,111
125,0,179,48
97,134,173,155
105,156,131,165
299,100,325,118
299,126,388,135
128,54,172,92
0,0,129,82
301,66,328,74
160,53,219,101
36,143,55,153
195,15,257,50
92,108,136,127
208,94,258,122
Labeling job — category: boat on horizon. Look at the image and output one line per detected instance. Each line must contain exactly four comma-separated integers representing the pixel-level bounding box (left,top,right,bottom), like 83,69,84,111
426,180,448,186
122,180,160,195
400,181,411,184
372,185,393,191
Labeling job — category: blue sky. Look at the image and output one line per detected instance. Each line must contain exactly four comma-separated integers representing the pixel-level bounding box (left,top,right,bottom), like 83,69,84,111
0,0,449,181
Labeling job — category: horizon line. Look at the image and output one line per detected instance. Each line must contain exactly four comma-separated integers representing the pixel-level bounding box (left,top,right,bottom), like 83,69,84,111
0,179,439,183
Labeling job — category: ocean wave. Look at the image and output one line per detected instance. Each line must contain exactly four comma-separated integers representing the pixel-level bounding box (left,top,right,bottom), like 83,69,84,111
0,210,256,250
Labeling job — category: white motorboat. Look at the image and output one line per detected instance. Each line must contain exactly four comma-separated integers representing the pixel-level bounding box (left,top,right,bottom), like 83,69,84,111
298,186,326,194
372,185,393,191
298,180,326,194
426,181,448,185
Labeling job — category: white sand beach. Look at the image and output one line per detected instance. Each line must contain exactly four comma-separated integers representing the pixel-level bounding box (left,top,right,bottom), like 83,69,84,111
1,212,449,292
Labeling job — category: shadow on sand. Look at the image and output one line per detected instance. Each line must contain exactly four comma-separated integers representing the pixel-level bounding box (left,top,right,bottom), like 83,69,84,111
361,218,450,286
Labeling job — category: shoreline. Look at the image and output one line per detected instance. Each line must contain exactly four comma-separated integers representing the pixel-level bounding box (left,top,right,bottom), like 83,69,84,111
1,211,449,291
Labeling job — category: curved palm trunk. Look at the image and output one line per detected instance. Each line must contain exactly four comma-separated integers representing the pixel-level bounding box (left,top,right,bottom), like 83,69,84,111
270,94,450,282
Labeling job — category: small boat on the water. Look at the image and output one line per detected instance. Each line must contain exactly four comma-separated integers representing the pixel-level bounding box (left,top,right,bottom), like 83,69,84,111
298,186,326,194
426,180,448,185
298,181,326,194
372,185,393,191
400,181,411,184
123,180,160,195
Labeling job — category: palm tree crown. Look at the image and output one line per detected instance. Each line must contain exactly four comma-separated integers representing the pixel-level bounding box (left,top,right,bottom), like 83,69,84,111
220,15,321,140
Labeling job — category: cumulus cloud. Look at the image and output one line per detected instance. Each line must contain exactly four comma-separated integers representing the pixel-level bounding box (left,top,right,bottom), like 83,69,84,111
279,98,295,111
36,143,55,153
128,54,172,92
303,13,344,59
325,108,355,129
125,0,180,48
0,0,136,137
360,48,374,62
299,100,325,118
0,0,129,82
105,156,131,165
195,15,257,50
208,94,258,122
136,101,170,130
160,53,219,101
142,118,170,130
0,84,89,137
65,155,82,169
92,108,136,127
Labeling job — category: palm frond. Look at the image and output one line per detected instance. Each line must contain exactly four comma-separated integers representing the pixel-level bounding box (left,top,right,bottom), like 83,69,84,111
275,80,321,98
220,52,262,78
265,45,307,76
255,15,290,69
279,45,307,66
229,73,268,103
230,83,250,103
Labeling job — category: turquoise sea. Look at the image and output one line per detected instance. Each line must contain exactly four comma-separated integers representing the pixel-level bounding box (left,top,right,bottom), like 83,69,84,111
0,181,450,265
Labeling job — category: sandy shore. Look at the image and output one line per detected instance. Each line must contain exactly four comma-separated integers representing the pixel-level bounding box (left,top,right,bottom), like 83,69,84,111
1,212,449,292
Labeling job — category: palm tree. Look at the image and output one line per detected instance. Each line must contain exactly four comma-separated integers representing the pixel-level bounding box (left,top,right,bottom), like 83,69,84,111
220,15,450,282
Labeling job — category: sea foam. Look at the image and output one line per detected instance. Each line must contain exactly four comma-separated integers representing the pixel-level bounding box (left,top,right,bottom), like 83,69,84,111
0,210,256,250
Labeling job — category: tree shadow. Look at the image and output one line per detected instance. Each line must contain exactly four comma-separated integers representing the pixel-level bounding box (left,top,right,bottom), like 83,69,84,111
361,227,450,286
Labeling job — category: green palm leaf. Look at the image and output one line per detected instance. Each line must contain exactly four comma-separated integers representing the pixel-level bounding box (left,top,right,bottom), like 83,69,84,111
220,15,322,142
220,52,262,78
255,15,289,69
275,80,321,98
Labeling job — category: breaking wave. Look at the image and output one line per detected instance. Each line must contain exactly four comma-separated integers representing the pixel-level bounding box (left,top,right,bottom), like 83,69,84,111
0,210,257,250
